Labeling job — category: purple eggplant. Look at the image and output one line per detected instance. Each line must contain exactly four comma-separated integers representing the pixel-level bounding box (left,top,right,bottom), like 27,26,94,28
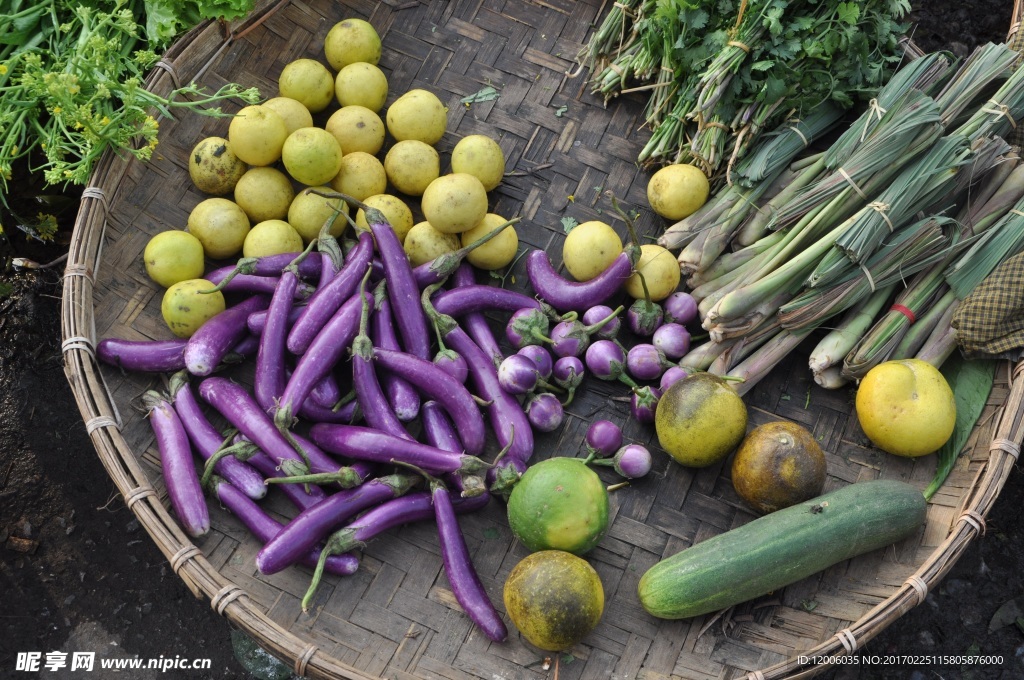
287,231,374,355
206,251,321,281
584,420,623,460
373,347,486,456
302,489,490,610
372,291,420,422
97,337,187,373
308,424,491,476
497,354,540,395
204,268,314,299
517,344,553,380
660,365,691,392
581,304,621,341
433,348,469,384
549,306,623,358
212,476,358,577
626,343,674,382
630,386,661,423
143,390,209,538
308,372,344,410
591,444,653,479
551,355,585,404
663,291,699,326
652,322,691,360
246,306,303,337
451,263,506,368
626,298,664,337
170,374,266,500
253,259,302,412
244,450,326,510
256,473,420,575
584,339,636,387
411,216,522,288
525,392,564,432
433,286,541,318
505,307,552,349
421,401,486,498
525,245,639,312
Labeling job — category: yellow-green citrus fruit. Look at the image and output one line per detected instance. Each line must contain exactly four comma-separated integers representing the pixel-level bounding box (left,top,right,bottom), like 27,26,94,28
647,163,710,221
287,186,349,243
507,457,609,555
562,220,622,282
384,139,440,196
233,166,295,223
451,134,505,191
355,194,414,244
503,550,604,652
161,279,225,338
278,58,335,113
243,219,304,258
330,151,387,203
731,421,827,515
188,137,247,195
855,358,956,457
325,105,386,155
281,127,344,187
461,213,518,270
227,105,288,167
403,221,460,267
261,96,314,135
143,231,205,288
421,173,488,234
623,243,681,301
186,198,251,260
656,372,748,468
386,89,447,145
324,18,381,71
335,62,388,112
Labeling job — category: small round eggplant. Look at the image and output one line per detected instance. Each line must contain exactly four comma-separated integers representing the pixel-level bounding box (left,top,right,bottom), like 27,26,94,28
584,339,631,384
663,291,699,325
581,304,621,341
626,298,665,337
516,344,553,380
551,355,585,404
525,392,564,432
585,420,623,460
659,365,692,392
549,305,622,358
653,322,692,360
497,354,540,395
592,444,653,479
626,343,674,382
505,307,551,349
630,385,661,423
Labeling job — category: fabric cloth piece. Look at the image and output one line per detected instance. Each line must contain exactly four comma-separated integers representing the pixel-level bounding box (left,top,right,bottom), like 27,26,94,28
952,250,1024,360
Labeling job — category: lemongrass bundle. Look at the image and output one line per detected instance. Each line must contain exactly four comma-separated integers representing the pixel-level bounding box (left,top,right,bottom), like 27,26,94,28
807,283,897,379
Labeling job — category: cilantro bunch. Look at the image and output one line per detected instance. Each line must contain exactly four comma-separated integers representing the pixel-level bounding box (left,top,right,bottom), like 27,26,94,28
0,0,259,239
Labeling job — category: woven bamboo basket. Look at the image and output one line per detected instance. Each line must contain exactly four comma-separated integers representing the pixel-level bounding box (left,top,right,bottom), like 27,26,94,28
61,1,1024,678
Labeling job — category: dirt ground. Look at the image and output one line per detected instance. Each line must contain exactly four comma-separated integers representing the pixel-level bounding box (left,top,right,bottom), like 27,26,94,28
1,3,1022,679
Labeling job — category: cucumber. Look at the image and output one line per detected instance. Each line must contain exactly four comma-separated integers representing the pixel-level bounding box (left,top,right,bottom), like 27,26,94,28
637,479,927,619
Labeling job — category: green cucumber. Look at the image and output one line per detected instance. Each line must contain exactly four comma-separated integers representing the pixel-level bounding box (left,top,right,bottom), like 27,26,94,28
637,479,927,619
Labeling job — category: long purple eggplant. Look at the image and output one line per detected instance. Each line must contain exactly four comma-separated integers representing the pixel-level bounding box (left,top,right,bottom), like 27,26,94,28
245,450,326,510
371,292,420,422
207,252,321,280
308,424,492,475
432,285,541,317
255,473,420,575
254,254,303,412
365,207,431,360
372,347,485,456
411,216,522,289
246,306,303,336
526,245,639,312
97,337,187,372
212,477,358,576
170,373,266,500
450,263,506,367
288,231,374,355
184,295,269,376
301,490,490,610
421,402,486,499
143,390,209,538
276,289,371,428
204,269,315,299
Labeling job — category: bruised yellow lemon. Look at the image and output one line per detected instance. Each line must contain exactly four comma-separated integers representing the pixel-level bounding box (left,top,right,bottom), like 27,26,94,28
647,164,709,221
656,372,747,467
161,279,225,338
731,421,827,515
324,18,381,70
855,358,956,457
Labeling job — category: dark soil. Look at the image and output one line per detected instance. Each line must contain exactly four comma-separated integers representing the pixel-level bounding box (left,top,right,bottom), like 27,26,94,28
1,3,1022,679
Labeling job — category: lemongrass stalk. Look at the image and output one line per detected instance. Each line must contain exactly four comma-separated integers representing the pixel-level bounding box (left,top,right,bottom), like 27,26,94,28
708,318,783,376
952,61,1024,142
736,154,828,247
959,157,1024,234
726,326,820,397
945,202,1024,298
814,366,850,389
661,181,749,252
916,303,960,368
732,108,841,189
807,282,897,376
707,288,796,344
678,337,737,371
891,288,959,360
932,42,1019,129
688,229,787,289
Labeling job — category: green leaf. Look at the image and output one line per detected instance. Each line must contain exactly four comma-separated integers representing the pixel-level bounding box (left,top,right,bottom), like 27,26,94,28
554,104,568,117
460,86,500,104
837,2,861,25
561,216,578,233
923,355,996,500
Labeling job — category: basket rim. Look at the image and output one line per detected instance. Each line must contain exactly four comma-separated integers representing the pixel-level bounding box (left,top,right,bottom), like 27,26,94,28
59,2,1024,679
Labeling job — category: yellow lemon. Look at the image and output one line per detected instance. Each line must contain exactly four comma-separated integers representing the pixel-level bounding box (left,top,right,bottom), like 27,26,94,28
278,58,335,113
403,221,460,267
243,219,304,259
324,18,381,70
233,166,295,223
355,194,414,244
383,140,440,196
647,164,710,221
461,213,518,270
227,105,288,167
188,137,247,195
386,88,447,145
288,187,348,243
143,231,205,288
855,358,956,457
451,134,505,191
421,173,488,234
562,220,622,282
186,198,251,260
655,372,747,468
334,62,388,112
325,105,386,155
623,244,681,301
261,97,314,135
281,127,344,187
161,279,225,338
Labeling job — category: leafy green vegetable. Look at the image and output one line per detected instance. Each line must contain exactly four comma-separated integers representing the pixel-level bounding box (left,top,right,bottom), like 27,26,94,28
460,86,499,104
561,216,578,233
923,354,996,500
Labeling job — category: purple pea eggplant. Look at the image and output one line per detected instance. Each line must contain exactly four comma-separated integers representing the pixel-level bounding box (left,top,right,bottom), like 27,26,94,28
626,343,675,382
664,291,699,326
584,420,623,460
97,337,187,373
256,473,421,575
659,365,691,392
372,289,421,422
373,347,487,456
549,305,623,358
212,476,358,577
551,355,585,404
498,354,540,395
525,245,640,312
626,297,664,337
517,344,553,379
525,392,564,432
433,348,469,384
170,373,266,500
505,307,552,349
591,444,653,479
308,424,492,476
275,288,372,429
287,230,373,355
143,390,209,538
581,304,621,341
653,323,691,360
301,489,490,610
631,386,661,423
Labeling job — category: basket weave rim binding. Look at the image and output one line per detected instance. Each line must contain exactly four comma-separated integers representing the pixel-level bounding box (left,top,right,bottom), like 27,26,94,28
61,1,1024,678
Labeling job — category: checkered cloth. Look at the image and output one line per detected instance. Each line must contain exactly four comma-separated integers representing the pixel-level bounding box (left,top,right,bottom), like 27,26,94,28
952,250,1024,360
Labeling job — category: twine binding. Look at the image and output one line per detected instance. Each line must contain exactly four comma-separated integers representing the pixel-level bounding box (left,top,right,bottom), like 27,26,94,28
958,509,987,536
835,628,858,654
838,168,868,200
295,644,319,678
904,575,929,605
170,545,202,574
211,584,245,615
